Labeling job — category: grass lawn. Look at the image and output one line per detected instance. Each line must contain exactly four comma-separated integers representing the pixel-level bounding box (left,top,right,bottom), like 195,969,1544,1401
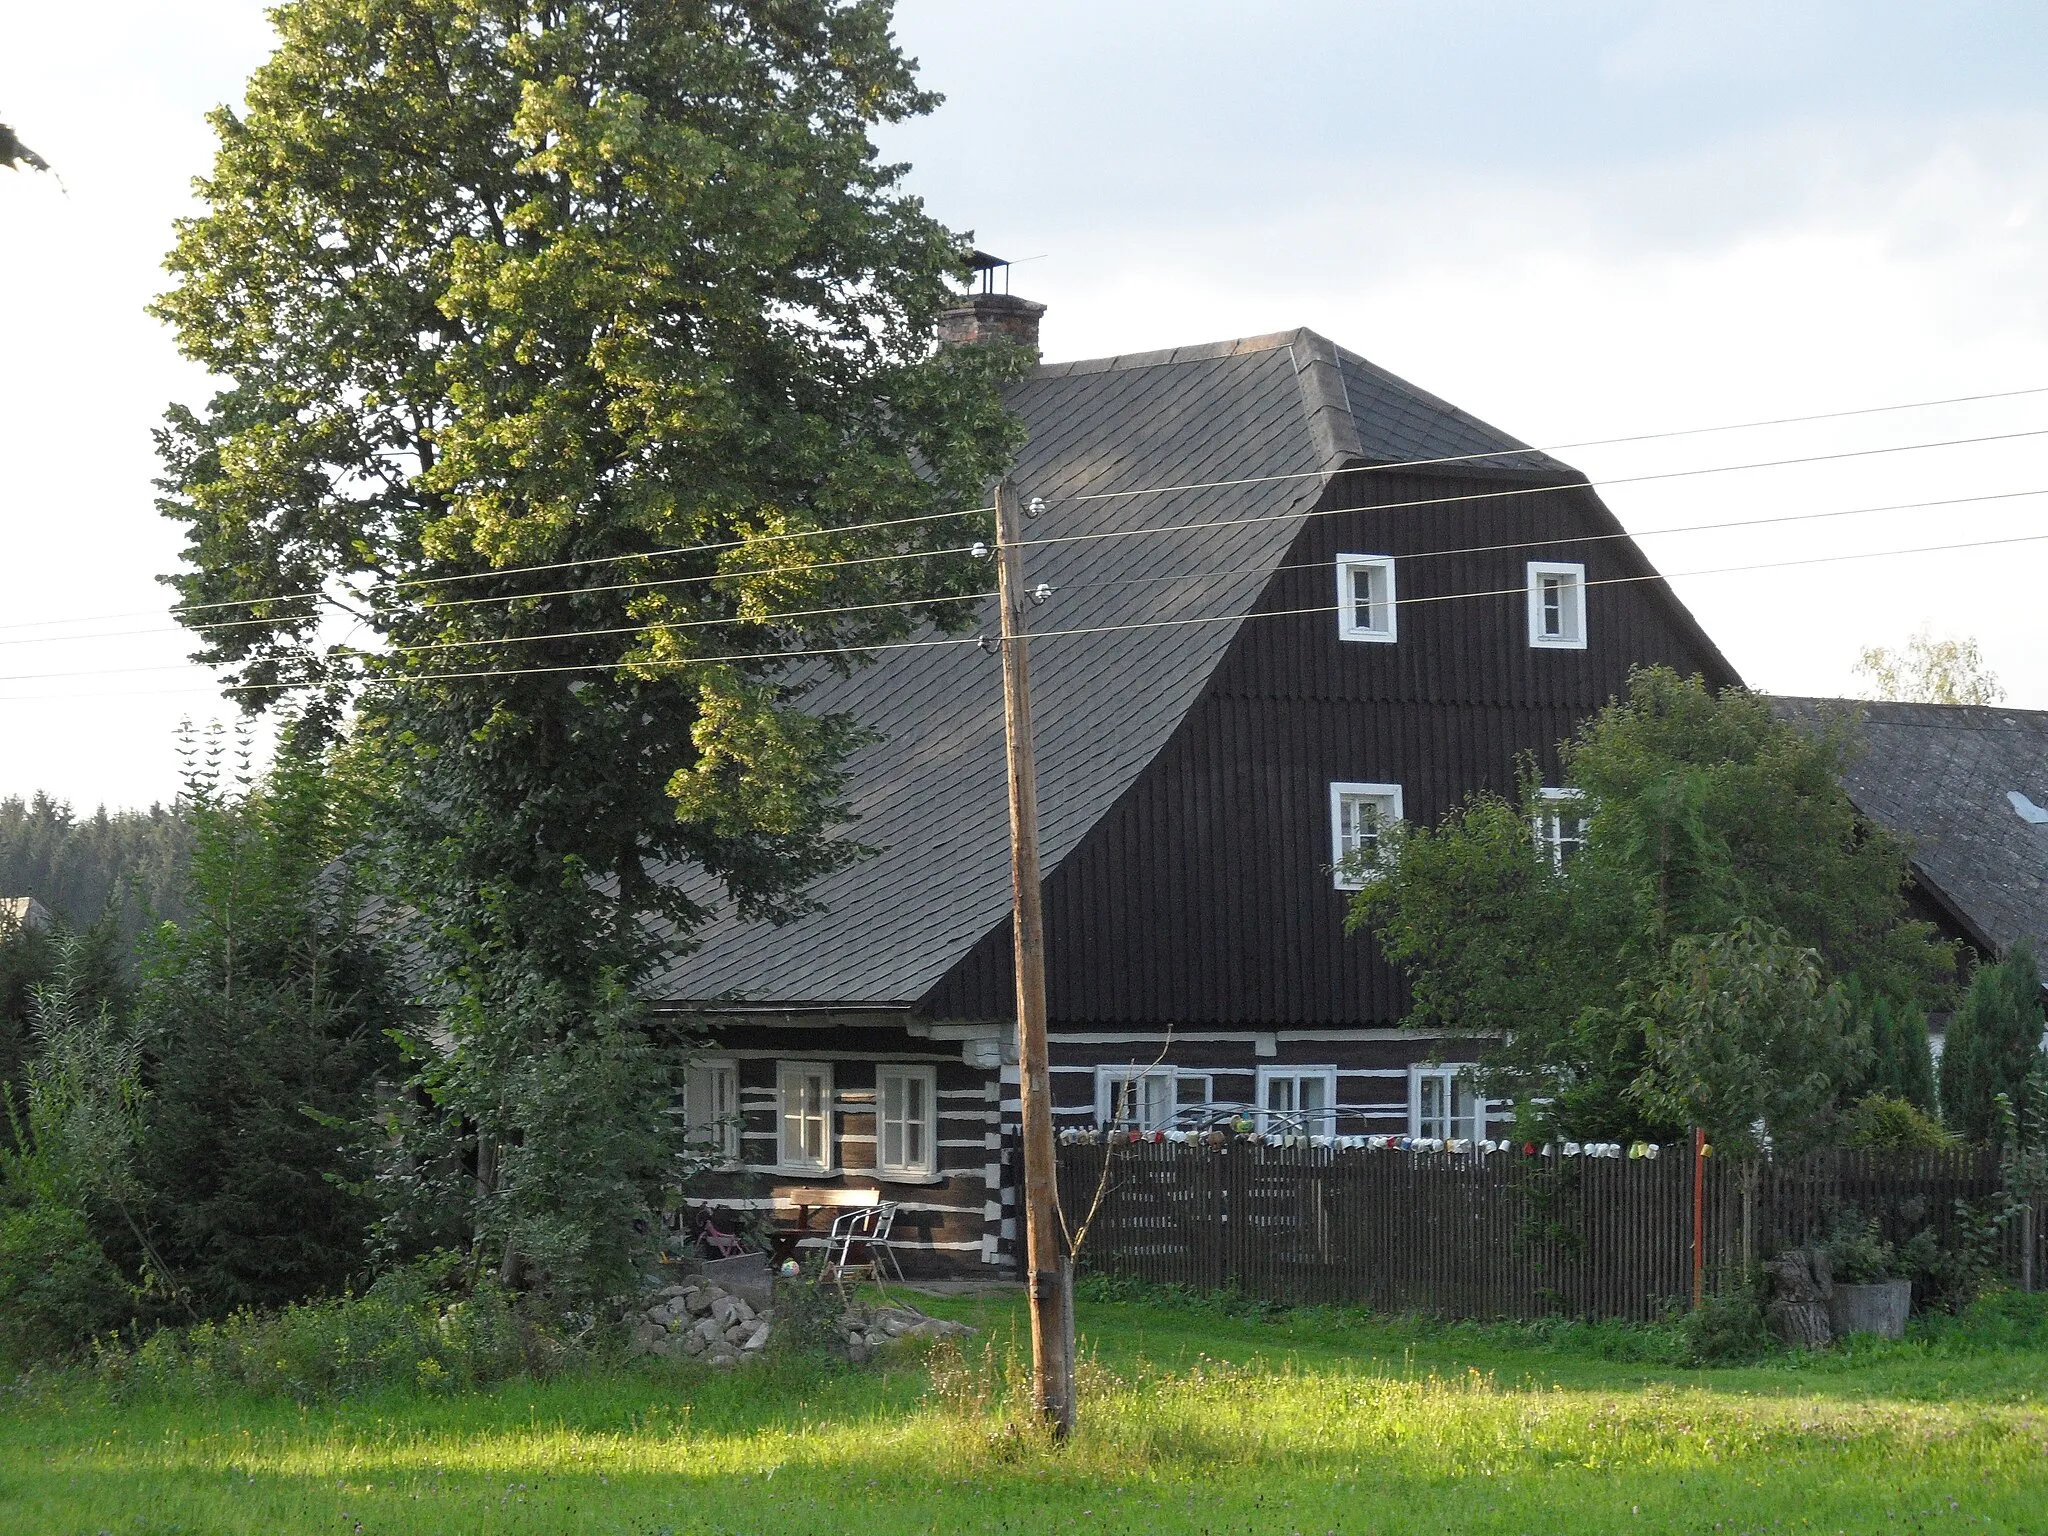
2,1290,2045,1535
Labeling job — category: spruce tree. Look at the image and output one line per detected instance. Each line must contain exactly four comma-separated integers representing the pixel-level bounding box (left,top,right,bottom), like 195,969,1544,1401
1940,942,2046,1143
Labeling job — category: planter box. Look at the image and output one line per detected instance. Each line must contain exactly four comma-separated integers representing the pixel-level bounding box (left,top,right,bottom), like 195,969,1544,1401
1828,1279,1910,1340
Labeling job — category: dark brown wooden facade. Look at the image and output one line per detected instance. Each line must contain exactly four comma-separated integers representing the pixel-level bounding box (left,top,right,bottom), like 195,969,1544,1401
657,328,1744,1274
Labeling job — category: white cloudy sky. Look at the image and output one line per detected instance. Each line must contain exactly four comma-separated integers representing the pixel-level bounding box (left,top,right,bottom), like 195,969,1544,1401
3,1,2046,811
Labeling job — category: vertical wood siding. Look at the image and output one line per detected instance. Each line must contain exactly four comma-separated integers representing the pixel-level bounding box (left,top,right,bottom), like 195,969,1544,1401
924,473,1739,1026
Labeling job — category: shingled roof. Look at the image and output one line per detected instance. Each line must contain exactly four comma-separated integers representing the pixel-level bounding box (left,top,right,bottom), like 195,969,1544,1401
647,329,1584,1010
1772,698,2048,965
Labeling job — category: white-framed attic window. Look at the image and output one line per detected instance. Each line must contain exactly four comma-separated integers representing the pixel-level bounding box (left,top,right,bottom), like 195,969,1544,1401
1527,561,1586,649
1335,554,1398,643
1330,781,1403,890
1533,787,1589,870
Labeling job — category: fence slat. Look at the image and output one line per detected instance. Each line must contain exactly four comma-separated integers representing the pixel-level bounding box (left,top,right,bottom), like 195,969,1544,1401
1062,1143,2018,1319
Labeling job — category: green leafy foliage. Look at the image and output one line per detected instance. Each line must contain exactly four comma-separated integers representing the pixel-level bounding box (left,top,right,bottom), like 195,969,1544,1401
1351,669,1952,1141
1840,1092,1953,1151
1856,988,1938,1111
1628,918,1864,1157
0,942,153,1367
92,1257,557,1404
132,734,398,1318
154,0,1025,1299
1939,942,2047,1144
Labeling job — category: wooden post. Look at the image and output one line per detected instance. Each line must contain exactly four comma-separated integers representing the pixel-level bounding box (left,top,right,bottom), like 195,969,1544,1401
995,477,1075,1437
1691,1128,1706,1309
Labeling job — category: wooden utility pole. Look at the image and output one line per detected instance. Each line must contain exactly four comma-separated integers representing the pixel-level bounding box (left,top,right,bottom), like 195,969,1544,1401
994,476,1075,1437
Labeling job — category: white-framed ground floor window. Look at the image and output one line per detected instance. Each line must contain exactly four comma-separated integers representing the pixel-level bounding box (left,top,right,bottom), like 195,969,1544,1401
1410,1064,1485,1141
876,1065,937,1179
682,1058,740,1164
1257,1066,1337,1135
1095,1065,1212,1131
777,1061,834,1173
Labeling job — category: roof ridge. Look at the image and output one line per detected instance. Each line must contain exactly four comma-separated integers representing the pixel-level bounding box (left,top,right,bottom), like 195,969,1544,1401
1032,328,1310,379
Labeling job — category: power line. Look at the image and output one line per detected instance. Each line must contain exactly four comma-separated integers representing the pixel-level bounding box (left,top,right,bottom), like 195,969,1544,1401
10,477,2047,676
7,377,2042,637
13,421,2048,654
7,524,2041,696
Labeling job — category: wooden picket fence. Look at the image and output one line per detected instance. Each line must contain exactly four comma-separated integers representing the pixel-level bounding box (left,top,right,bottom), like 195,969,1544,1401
1056,1140,2043,1320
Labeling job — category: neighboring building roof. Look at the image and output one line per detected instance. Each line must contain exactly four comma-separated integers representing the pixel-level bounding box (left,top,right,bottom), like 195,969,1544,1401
0,896,53,936
1771,698,2048,964
647,329,1672,1010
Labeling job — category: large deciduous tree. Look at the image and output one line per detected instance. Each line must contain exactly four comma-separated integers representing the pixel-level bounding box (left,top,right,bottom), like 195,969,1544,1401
153,0,1024,1293
1349,668,1953,1144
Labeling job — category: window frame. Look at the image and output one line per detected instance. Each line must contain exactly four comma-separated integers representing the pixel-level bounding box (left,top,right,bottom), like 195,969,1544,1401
776,1060,835,1174
1533,786,1589,870
1330,781,1404,891
1409,1063,1486,1142
1256,1066,1338,1135
1526,561,1588,650
1334,553,1399,644
875,1065,938,1181
683,1057,741,1165
1095,1065,1180,1132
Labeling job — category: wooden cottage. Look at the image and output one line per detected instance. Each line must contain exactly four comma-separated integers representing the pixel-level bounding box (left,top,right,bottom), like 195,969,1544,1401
651,293,1740,1272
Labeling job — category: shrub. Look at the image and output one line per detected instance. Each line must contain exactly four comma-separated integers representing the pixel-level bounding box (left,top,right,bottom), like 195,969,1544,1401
1841,1093,1953,1151
1677,1286,1776,1365
91,1257,571,1403
1823,1215,1897,1283
1940,943,2045,1143
0,1202,130,1371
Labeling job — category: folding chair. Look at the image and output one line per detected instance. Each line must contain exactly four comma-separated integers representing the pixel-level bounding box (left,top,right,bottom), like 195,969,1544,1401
822,1201,906,1290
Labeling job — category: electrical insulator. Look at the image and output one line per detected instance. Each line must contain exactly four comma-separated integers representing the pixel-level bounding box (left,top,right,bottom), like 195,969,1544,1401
970,540,991,560
1026,496,1047,519
1030,583,1052,606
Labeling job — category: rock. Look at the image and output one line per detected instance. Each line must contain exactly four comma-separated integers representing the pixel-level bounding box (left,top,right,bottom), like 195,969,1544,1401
657,1334,695,1361
683,1287,715,1317
730,1296,757,1325
710,1295,743,1328
706,1348,739,1369
649,1300,686,1327
656,1283,691,1300
630,1321,663,1355
692,1315,723,1345
741,1321,771,1352
847,1339,873,1365
724,1323,749,1344
680,1331,706,1356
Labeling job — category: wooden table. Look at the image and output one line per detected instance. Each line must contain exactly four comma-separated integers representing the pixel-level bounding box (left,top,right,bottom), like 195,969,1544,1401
767,1186,879,1266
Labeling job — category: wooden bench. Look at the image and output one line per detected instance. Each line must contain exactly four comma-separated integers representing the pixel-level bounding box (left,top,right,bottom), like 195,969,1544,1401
767,1186,879,1265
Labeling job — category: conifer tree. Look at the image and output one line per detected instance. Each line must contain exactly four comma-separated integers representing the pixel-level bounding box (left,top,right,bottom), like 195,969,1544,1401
1940,942,2046,1143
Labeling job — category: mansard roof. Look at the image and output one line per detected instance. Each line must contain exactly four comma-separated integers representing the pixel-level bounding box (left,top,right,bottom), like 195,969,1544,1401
648,329,1713,1011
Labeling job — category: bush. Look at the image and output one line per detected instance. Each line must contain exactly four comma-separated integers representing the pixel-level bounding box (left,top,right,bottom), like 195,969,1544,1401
91,1257,573,1403
1677,1286,1777,1365
0,1201,130,1371
1823,1216,1897,1283
1841,1092,1953,1151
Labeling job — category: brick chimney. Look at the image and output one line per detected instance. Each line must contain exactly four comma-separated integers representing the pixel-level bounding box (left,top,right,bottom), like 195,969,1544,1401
939,251,1044,350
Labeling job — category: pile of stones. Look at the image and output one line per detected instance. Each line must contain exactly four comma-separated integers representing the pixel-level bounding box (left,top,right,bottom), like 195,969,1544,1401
629,1277,973,1368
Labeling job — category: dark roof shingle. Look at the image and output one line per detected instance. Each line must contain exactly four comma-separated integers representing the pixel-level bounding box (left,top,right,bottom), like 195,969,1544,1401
1772,698,2048,963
